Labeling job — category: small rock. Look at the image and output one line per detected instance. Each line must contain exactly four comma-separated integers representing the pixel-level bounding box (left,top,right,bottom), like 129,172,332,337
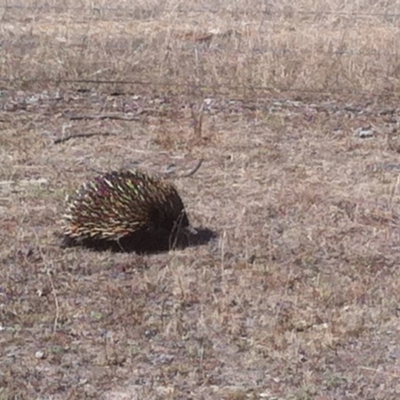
355,126,374,138
35,350,46,359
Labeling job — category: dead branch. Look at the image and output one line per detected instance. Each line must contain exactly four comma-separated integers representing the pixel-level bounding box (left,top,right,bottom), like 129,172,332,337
64,113,140,121
53,132,117,144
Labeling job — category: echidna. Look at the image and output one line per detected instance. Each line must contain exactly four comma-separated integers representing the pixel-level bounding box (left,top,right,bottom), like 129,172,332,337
61,168,193,250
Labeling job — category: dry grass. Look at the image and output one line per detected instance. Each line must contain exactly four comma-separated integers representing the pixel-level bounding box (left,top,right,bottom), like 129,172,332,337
2,0,400,94
2,1,400,399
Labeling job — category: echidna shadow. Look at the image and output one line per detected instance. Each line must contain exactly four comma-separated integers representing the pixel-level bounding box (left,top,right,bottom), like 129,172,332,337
60,165,217,254
61,225,217,254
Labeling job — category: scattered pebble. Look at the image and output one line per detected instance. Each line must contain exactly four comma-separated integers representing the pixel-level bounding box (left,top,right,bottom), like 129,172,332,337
35,350,46,359
354,126,375,138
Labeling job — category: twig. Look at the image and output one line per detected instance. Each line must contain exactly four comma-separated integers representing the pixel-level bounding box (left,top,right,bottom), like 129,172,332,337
190,102,205,137
47,269,60,334
358,366,400,378
164,159,204,178
65,113,140,121
30,228,60,334
179,158,204,177
53,132,117,144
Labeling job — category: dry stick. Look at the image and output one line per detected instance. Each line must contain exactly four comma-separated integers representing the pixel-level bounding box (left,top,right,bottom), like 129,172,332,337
53,132,117,144
358,366,400,378
163,159,204,179
66,114,141,121
31,228,60,334
47,269,60,334
53,112,141,143
178,158,204,178
190,101,205,137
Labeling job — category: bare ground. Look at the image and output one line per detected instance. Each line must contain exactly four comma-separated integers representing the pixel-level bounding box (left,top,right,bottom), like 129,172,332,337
1,1,400,399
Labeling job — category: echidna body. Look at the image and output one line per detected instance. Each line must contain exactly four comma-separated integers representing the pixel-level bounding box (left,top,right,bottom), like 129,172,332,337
62,169,190,244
